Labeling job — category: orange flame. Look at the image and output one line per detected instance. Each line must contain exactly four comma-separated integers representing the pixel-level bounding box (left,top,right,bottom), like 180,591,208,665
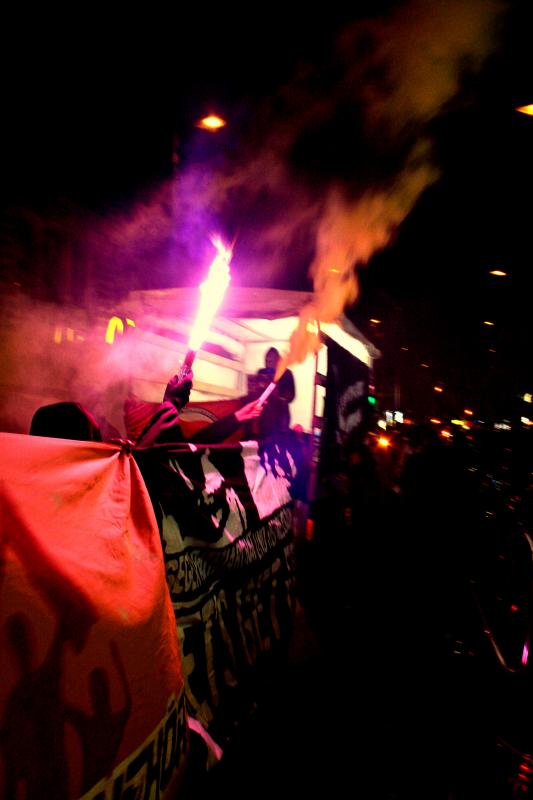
274,265,359,382
273,315,321,382
188,236,232,351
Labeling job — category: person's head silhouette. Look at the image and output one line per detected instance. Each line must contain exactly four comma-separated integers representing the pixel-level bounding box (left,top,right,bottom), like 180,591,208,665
264,347,280,373
29,402,102,442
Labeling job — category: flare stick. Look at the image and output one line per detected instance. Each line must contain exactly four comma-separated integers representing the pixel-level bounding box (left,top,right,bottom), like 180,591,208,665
256,380,277,407
177,236,232,381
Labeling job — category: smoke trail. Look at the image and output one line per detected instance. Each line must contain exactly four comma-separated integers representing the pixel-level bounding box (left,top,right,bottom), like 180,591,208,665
85,1,491,330
78,2,505,311
265,0,504,362
0,1,507,433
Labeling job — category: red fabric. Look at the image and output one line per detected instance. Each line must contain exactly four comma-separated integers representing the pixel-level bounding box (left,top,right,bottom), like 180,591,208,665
124,393,242,442
124,393,160,441
124,394,244,443
180,398,243,442
0,433,186,799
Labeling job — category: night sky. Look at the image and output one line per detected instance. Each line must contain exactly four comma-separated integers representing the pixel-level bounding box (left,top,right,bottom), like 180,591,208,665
1,1,532,419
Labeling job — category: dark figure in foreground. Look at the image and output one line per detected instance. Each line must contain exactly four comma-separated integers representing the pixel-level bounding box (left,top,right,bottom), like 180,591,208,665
29,402,103,441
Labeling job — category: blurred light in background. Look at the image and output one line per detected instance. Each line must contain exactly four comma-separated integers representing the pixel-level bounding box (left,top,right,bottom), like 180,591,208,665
196,114,227,130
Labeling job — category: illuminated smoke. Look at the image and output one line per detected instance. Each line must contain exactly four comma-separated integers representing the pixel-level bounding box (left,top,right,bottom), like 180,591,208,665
267,0,504,366
0,0,506,430
0,292,168,436
71,0,509,370
69,0,505,312
126,0,502,371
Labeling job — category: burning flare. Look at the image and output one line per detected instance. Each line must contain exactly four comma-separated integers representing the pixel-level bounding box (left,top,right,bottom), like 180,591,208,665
273,264,358,386
178,236,232,378
189,235,232,351
256,316,321,406
256,261,358,402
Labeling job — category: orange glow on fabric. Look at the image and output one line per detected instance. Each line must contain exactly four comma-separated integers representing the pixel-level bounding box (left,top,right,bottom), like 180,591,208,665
179,237,232,378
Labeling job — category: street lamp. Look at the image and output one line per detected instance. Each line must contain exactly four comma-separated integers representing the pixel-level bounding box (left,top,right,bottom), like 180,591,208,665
516,104,533,116
196,114,227,131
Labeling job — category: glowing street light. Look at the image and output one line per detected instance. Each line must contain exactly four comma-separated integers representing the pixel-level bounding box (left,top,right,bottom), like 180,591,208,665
516,104,533,116
489,270,507,277
196,114,227,131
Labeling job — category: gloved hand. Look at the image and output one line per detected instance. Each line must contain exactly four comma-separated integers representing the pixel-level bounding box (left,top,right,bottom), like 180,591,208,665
163,368,193,410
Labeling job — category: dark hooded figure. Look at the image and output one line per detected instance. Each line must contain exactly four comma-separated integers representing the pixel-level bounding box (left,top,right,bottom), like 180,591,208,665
29,402,102,442
256,347,295,439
